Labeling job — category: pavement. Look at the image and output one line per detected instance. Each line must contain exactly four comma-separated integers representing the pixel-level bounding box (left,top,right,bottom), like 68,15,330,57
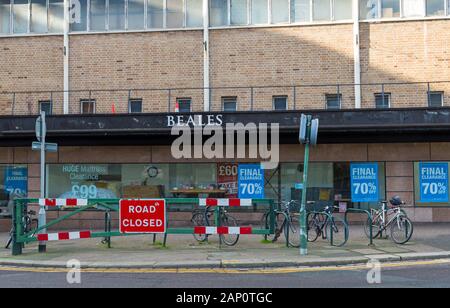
1,223,450,269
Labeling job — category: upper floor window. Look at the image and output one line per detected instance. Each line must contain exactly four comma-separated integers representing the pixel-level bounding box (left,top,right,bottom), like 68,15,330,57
231,0,248,25
426,0,446,16
177,98,192,112
187,0,203,27
148,0,164,28
375,93,390,109
0,0,11,34
128,0,145,30
109,0,126,30
70,0,88,31
251,0,268,25
428,91,444,107
90,0,107,31
129,99,143,113
210,0,228,26
223,97,238,112
326,94,342,110
13,0,28,34
81,99,96,114
361,0,447,19
273,96,288,110
39,101,53,115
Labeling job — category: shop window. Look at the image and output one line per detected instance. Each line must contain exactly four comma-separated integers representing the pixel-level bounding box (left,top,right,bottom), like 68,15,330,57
90,0,107,31
334,0,353,20
0,165,28,217
109,0,126,30
360,0,378,19
177,98,192,112
13,0,29,34
251,0,268,24
31,0,47,33
129,99,143,113
39,101,53,115
187,0,203,27
70,0,88,31
148,0,164,28
167,0,184,28
231,0,248,25
381,0,400,18
403,0,425,17
426,0,445,16
292,0,310,22
428,91,443,107
271,0,289,23
48,0,64,33
222,97,237,112
0,0,11,34
414,162,450,207
375,93,391,109
210,0,228,26
326,94,342,110
80,99,96,114
128,0,145,30
273,96,288,110
313,0,331,21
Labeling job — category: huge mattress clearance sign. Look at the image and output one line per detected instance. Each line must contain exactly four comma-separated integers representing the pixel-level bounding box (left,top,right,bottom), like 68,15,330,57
119,199,166,234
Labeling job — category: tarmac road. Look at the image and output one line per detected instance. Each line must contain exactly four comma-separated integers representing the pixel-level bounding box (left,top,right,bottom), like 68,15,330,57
1,259,450,288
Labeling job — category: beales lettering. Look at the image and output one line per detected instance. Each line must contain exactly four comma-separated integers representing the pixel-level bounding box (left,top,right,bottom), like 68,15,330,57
167,114,223,127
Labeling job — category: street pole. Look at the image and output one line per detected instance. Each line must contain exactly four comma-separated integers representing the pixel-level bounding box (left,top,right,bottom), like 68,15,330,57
299,116,311,256
38,111,47,253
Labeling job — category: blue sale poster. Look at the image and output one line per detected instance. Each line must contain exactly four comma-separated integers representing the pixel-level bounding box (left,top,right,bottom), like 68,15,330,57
350,163,379,203
419,162,449,203
238,164,265,199
3,167,28,196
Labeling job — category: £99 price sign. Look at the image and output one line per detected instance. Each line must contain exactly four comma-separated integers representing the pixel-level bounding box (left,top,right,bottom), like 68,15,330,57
351,163,379,203
419,162,449,203
238,164,265,199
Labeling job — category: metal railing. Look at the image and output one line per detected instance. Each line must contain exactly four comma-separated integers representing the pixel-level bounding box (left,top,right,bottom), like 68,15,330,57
1,81,449,116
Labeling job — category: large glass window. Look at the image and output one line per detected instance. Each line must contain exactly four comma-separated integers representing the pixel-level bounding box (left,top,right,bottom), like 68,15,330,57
0,0,11,34
251,0,267,24
13,0,29,34
167,0,184,28
31,0,47,33
231,0,248,25
292,0,310,22
426,0,445,16
334,0,352,20
148,0,164,28
0,165,28,217
48,0,64,33
381,0,400,18
109,0,125,30
313,0,331,21
210,0,227,26
128,0,145,29
70,0,88,31
272,0,289,23
187,0,203,27
90,0,107,31
360,0,379,19
403,0,425,17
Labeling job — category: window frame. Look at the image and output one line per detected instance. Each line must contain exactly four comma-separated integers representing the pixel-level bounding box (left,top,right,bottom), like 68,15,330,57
222,96,238,111
272,95,288,111
39,100,53,115
325,93,342,110
428,91,444,107
374,92,391,109
80,99,96,114
128,98,143,113
176,97,192,112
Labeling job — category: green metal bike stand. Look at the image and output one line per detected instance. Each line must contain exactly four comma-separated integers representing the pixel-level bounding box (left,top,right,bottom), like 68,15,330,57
344,208,374,246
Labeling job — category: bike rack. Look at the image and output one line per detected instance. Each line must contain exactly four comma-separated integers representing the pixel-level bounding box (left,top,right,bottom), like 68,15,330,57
305,210,342,247
11,198,275,256
344,208,374,246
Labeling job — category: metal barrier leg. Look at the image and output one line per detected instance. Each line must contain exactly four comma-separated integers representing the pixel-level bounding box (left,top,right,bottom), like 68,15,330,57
12,201,23,256
152,234,157,244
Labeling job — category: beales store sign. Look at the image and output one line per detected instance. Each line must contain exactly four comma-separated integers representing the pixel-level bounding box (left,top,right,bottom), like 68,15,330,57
167,114,224,127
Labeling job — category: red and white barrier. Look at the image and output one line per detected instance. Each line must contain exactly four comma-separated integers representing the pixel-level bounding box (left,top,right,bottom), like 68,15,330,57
36,231,92,242
194,226,252,235
199,198,253,207
38,199,89,207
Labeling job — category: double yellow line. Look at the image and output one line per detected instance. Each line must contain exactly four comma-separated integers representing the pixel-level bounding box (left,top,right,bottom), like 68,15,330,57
1,258,449,274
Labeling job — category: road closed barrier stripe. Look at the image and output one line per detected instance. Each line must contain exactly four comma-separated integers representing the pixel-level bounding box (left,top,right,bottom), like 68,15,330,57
38,199,89,207
194,226,252,235
199,198,253,207
36,231,92,242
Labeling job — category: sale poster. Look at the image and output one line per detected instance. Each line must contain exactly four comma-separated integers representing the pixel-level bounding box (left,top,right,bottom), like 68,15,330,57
217,163,238,198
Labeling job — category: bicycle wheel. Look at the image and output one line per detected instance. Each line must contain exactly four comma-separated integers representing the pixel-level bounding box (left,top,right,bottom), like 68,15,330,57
307,214,320,242
191,211,209,242
390,216,414,245
326,216,349,247
364,217,381,240
220,215,240,246
285,214,300,248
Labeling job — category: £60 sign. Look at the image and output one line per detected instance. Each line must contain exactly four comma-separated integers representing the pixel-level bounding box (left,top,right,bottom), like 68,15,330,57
119,199,166,234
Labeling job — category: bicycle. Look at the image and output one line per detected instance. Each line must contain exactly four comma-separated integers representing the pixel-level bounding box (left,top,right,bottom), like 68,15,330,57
307,205,349,247
5,209,38,249
259,200,302,247
364,196,413,245
191,205,240,246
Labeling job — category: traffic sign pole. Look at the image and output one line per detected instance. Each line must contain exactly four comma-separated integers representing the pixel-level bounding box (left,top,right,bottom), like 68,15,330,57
299,115,312,256
38,111,47,253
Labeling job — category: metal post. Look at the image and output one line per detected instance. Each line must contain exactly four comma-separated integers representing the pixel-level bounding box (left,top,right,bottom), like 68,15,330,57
293,86,297,110
427,82,431,107
381,84,385,108
12,93,16,115
38,111,47,253
12,200,23,256
250,87,254,111
168,89,172,112
299,116,311,256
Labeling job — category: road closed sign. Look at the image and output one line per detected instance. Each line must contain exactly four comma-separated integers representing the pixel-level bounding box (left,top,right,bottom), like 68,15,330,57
119,199,166,234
